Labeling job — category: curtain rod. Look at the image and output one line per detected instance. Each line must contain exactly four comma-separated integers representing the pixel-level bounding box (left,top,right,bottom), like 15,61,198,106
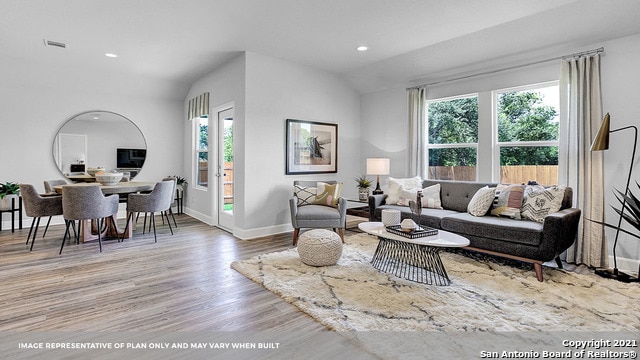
407,47,604,90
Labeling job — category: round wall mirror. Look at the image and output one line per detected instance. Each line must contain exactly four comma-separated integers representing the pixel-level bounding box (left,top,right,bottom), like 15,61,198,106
53,111,147,181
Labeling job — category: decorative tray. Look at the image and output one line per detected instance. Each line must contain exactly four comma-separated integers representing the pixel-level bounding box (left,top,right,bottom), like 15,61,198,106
385,225,438,239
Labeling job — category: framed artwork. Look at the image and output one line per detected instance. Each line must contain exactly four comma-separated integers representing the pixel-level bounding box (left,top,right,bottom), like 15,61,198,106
286,119,337,174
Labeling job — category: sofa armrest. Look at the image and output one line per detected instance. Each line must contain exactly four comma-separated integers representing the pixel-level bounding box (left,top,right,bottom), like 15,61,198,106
542,207,582,256
368,194,387,221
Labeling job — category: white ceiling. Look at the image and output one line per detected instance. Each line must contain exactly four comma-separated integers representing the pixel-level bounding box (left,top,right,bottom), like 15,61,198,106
2,0,640,97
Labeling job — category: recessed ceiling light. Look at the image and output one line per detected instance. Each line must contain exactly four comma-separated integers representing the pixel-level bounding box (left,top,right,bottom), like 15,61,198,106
105,53,118,58
356,45,368,52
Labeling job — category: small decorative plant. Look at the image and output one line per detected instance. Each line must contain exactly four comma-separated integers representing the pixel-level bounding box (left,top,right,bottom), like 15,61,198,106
355,175,372,189
590,181,640,240
0,182,20,199
173,176,187,187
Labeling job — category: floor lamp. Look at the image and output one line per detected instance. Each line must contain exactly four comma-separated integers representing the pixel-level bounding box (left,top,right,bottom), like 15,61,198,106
590,113,638,282
367,158,390,195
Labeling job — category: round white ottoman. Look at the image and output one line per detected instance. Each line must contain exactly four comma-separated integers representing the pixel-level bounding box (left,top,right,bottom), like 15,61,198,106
297,229,343,266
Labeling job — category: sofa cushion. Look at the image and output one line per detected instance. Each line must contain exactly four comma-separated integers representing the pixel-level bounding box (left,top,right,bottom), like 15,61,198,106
313,182,342,207
397,184,443,209
467,186,496,216
423,180,493,212
374,204,458,229
296,204,342,220
386,176,423,205
490,184,525,219
441,212,543,246
521,185,566,222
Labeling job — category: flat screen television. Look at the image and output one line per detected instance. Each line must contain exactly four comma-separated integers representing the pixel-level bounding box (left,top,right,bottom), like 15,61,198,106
117,148,146,169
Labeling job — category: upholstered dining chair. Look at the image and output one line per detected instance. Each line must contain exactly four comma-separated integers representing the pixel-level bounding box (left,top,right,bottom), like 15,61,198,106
161,176,178,228
43,179,68,194
289,180,347,246
123,180,174,243
19,184,64,251
60,185,119,254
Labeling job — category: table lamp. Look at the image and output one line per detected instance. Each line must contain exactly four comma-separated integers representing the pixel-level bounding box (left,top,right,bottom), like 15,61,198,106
590,113,638,282
367,158,390,195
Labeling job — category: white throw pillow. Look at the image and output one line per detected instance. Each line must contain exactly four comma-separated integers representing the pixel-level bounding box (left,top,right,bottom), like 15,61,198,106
294,185,317,206
397,184,443,209
521,185,566,223
386,176,422,205
467,186,496,217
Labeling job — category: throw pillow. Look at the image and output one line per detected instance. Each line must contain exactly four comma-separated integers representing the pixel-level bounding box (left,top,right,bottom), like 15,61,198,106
386,176,423,205
467,186,496,217
490,184,525,219
397,184,443,209
521,185,566,223
313,182,343,207
294,185,317,206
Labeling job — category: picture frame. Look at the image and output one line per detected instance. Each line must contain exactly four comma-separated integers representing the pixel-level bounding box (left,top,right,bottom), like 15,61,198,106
286,119,337,174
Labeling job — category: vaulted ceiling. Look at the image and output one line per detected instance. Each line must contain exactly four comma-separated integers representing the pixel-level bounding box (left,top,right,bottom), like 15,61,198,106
2,0,640,98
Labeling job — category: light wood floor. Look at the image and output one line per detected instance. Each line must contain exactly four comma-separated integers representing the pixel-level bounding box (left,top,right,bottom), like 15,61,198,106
0,213,596,339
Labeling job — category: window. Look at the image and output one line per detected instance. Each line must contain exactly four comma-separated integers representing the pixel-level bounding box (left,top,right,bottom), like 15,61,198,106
494,82,559,185
426,95,478,181
195,115,209,188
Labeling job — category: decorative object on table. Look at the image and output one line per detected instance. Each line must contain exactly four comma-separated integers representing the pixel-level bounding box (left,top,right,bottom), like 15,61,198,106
86,167,105,176
408,190,423,227
385,224,438,239
400,218,417,233
94,171,123,186
590,112,638,282
285,119,337,174
381,209,401,226
355,175,372,201
0,182,20,210
366,158,390,195
296,229,343,266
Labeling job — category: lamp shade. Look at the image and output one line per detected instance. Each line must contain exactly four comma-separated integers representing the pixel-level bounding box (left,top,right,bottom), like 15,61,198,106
590,113,611,151
366,158,390,175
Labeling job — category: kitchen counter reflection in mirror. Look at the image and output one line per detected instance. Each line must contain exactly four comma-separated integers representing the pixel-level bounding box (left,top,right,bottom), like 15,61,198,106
52,111,147,181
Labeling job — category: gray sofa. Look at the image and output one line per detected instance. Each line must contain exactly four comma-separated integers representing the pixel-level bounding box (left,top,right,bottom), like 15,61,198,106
368,179,582,281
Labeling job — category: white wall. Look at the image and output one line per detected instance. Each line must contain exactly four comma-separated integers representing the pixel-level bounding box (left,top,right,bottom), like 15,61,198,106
0,62,184,227
183,52,361,239
360,34,640,274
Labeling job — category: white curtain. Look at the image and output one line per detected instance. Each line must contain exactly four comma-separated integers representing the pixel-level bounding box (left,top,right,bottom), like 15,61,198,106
559,54,608,268
408,87,427,178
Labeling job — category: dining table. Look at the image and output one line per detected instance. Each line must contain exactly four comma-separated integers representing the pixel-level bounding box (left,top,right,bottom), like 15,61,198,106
54,181,156,242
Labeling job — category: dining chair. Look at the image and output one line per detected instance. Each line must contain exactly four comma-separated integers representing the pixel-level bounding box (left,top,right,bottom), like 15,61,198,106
123,180,174,243
60,185,119,254
19,184,64,251
161,176,178,228
43,179,68,194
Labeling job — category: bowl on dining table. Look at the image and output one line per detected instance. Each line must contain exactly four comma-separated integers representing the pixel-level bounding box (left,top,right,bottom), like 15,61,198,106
95,171,123,186
87,167,105,176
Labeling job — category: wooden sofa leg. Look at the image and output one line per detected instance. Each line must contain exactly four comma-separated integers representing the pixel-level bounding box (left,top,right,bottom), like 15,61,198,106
292,228,300,246
337,228,344,243
533,263,543,282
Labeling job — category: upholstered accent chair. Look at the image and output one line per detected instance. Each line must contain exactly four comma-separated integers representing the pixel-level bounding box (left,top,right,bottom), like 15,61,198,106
60,185,119,254
289,180,346,246
124,180,175,243
19,184,64,251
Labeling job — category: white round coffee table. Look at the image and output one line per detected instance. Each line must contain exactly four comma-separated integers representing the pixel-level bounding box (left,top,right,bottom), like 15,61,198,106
358,222,469,285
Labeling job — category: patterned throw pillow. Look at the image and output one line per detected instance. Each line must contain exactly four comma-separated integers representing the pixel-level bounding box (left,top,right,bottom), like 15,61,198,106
490,184,525,219
467,186,496,217
521,185,566,223
386,176,423,205
397,184,443,209
313,182,343,207
294,185,317,206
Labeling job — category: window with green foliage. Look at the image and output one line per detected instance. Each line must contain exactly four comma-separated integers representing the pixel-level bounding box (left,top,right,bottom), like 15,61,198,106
495,82,559,184
195,115,209,188
426,95,478,181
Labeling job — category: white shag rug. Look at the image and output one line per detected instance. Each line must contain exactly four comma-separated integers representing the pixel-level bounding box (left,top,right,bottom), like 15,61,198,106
231,233,640,334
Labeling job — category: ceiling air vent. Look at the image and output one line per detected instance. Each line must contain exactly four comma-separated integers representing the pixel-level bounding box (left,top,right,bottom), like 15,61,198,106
43,39,67,48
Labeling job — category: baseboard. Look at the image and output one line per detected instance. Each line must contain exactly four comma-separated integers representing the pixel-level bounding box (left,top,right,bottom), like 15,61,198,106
233,223,293,240
609,255,640,277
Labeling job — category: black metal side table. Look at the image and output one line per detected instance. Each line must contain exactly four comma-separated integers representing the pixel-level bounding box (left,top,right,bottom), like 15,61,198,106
0,196,23,232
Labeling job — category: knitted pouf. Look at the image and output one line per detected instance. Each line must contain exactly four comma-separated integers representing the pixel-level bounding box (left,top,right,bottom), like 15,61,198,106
297,229,343,266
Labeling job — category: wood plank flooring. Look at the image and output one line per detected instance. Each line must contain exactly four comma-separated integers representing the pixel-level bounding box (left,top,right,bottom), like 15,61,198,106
0,215,362,332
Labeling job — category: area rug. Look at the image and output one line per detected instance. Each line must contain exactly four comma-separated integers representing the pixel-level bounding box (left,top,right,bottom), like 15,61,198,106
231,233,639,357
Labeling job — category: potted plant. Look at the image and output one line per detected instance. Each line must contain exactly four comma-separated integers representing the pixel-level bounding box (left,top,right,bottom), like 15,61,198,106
0,182,20,210
355,175,372,201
